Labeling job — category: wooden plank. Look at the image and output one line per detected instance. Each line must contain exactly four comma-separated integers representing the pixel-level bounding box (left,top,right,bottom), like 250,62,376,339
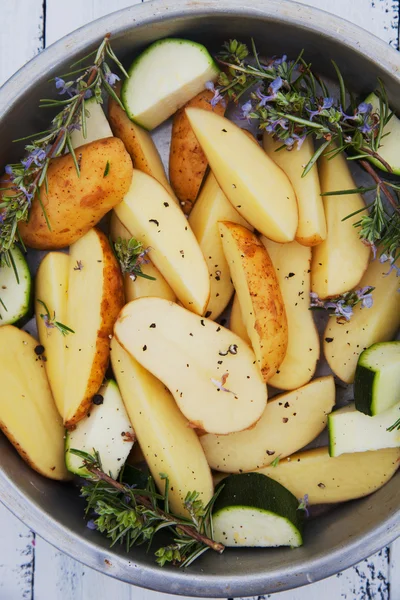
389,537,400,594
0,502,35,600
45,0,144,46
0,0,44,86
296,0,399,47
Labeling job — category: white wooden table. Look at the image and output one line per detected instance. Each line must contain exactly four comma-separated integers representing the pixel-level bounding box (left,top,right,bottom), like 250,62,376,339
0,1,399,598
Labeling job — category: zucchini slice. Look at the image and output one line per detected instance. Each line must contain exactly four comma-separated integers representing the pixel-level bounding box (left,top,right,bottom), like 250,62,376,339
65,379,135,479
355,341,400,415
213,473,303,548
70,96,113,148
0,247,31,325
122,38,219,130
364,93,400,175
328,402,400,457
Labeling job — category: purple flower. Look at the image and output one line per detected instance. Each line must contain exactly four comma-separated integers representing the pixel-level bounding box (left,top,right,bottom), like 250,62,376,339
86,519,97,530
292,133,307,150
241,100,253,119
284,137,295,148
306,97,334,121
5,165,13,177
380,254,400,277
105,72,120,87
83,89,93,99
55,77,76,97
357,102,373,115
255,77,283,107
335,303,353,320
204,81,225,107
265,117,289,133
362,295,374,308
20,186,34,206
272,55,287,66
359,118,372,134
21,148,46,170
298,494,309,517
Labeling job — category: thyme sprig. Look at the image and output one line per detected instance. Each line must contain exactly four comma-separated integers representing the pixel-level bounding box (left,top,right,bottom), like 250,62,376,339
71,450,224,567
215,40,400,261
387,418,400,432
113,237,156,281
37,299,75,336
0,35,128,264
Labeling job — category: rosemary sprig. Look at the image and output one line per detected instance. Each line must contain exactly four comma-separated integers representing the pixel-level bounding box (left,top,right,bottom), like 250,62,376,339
0,34,128,265
37,299,75,336
387,418,400,432
70,450,224,567
113,237,156,281
309,287,375,322
214,40,400,261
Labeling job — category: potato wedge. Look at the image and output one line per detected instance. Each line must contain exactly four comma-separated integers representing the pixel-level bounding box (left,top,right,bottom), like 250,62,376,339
0,326,69,480
170,90,225,214
63,229,124,428
263,134,326,246
35,252,69,416
260,237,320,390
311,150,370,297
18,138,133,249
201,376,335,472
219,222,287,382
255,447,400,504
111,337,213,517
230,294,250,343
114,297,267,435
185,108,298,242
324,256,400,383
109,213,176,302
189,173,252,319
108,86,177,202
114,169,210,315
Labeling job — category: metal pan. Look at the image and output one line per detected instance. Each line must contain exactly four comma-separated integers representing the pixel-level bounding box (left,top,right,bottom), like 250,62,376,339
0,0,399,596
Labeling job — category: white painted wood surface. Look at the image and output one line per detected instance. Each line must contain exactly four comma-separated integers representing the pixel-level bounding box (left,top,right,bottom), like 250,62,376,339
0,0,399,598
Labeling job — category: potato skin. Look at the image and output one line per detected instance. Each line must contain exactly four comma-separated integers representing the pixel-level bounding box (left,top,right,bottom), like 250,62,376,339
64,229,125,429
220,222,288,382
18,138,133,249
169,90,225,214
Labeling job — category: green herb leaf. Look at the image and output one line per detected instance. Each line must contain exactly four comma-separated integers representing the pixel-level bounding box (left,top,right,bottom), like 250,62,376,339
103,161,110,177
37,298,75,336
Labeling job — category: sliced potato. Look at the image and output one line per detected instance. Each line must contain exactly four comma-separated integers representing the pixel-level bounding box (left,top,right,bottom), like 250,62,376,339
109,213,176,302
230,294,250,343
189,173,252,319
0,326,69,480
35,252,69,416
185,108,298,242
263,134,326,246
219,222,287,382
70,97,113,148
256,447,400,504
114,297,267,435
63,229,124,428
108,86,177,202
324,256,400,383
114,169,210,315
170,90,225,214
201,376,335,472
18,138,133,250
260,237,320,390
311,150,370,297
111,337,213,517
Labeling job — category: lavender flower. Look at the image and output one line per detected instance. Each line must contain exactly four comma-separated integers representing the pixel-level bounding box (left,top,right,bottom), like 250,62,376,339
310,286,375,321
241,100,253,119
306,97,334,121
87,519,97,530
298,494,309,517
21,148,46,170
357,102,373,115
55,77,76,97
265,117,289,133
105,72,120,87
205,81,225,107
255,77,283,106
4,165,13,177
